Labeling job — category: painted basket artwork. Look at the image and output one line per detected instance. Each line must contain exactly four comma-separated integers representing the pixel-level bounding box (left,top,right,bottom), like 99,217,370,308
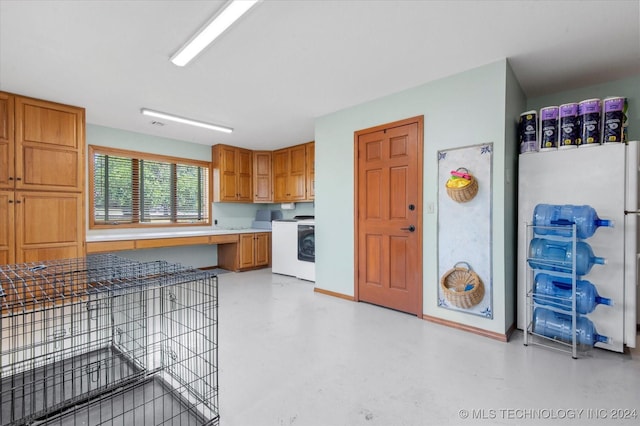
445,167,478,203
440,261,485,309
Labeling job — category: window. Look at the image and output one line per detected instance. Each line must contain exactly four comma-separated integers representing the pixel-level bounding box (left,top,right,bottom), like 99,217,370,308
89,146,210,228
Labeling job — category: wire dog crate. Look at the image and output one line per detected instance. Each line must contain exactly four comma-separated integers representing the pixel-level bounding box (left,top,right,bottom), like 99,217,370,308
0,254,218,425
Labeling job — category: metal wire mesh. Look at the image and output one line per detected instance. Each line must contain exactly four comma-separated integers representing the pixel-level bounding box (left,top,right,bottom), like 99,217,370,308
0,254,219,425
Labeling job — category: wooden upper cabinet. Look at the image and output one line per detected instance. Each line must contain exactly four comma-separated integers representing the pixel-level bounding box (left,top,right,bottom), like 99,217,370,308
289,144,306,200
0,93,15,189
214,142,312,204
273,144,307,202
273,148,289,202
212,144,253,202
306,142,315,200
253,151,272,203
14,95,85,192
237,148,252,201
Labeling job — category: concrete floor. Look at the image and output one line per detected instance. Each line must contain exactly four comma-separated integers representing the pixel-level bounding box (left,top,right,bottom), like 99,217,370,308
217,269,640,426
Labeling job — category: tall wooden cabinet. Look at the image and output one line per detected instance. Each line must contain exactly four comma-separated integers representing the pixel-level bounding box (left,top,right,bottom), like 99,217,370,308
253,151,272,202
0,92,85,264
273,144,307,202
212,144,253,202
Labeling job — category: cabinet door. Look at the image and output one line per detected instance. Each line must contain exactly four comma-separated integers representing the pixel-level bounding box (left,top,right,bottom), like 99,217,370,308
15,96,84,192
273,148,289,202
0,92,15,190
253,151,272,202
218,145,239,201
0,190,15,264
238,233,256,269
254,232,270,267
306,142,315,200
288,145,307,201
15,191,84,262
236,148,253,202
213,145,253,202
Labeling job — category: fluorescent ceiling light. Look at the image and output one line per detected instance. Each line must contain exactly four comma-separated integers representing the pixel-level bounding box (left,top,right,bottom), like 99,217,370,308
141,108,233,133
170,0,260,66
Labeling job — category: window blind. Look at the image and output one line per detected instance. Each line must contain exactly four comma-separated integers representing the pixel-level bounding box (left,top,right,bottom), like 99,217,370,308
91,149,209,227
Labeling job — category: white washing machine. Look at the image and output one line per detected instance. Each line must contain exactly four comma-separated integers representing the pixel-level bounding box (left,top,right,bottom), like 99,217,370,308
272,217,315,281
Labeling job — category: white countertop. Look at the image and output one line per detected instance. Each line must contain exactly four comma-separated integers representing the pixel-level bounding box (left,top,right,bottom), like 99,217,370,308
86,227,271,242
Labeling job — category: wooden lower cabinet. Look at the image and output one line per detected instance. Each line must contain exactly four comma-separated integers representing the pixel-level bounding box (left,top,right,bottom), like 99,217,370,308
12,191,84,262
218,232,270,271
2,190,84,264
0,190,14,264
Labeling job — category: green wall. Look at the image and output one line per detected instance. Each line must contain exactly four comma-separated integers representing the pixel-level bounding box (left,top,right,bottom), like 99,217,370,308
87,124,212,161
315,59,519,335
504,62,527,331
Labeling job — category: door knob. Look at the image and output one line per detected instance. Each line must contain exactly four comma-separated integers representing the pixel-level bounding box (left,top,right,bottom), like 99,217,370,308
401,225,415,232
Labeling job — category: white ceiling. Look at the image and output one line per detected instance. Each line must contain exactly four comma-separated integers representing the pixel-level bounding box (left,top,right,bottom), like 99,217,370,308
1,0,639,150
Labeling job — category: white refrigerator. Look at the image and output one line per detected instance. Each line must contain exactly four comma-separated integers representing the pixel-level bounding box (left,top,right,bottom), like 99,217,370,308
517,141,638,352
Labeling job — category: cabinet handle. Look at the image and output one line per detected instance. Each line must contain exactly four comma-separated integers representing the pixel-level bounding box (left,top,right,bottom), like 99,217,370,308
16,177,21,181
15,200,21,204
8,200,13,203
8,177,13,180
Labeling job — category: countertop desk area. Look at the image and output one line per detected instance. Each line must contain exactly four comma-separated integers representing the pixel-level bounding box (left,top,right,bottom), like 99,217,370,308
86,228,272,271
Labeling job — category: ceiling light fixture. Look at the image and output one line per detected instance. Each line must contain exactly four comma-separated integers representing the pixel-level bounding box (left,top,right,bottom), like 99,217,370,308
170,0,260,67
141,108,233,133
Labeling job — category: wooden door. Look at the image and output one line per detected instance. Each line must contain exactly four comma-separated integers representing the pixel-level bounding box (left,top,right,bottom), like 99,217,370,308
15,191,84,262
15,96,84,192
306,142,315,200
0,190,15,264
253,151,272,202
236,148,253,202
355,117,423,316
0,92,15,189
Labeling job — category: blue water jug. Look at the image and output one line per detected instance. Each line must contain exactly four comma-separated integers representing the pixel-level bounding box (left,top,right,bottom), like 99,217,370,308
533,204,613,239
533,273,613,314
533,307,609,346
528,238,606,275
